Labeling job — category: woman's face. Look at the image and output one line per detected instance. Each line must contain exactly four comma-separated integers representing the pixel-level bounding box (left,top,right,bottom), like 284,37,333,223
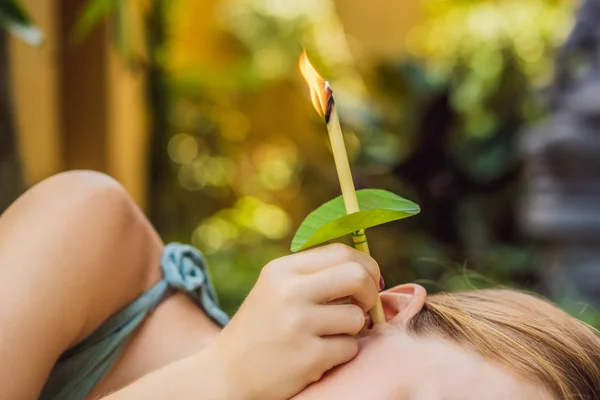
291,324,551,400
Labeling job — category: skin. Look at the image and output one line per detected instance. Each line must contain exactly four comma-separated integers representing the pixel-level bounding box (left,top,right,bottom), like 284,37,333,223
292,324,552,400
0,171,161,399
0,171,551,400
102,237,385,400
0,171,227,399
0,171,381,400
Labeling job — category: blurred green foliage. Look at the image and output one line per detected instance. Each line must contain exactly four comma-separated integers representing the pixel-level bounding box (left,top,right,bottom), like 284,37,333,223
148,0,575,315
0,0,43,45
73,0,147,65
360,0,573,295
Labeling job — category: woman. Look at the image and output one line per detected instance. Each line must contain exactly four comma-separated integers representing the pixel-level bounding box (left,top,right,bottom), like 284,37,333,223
295,288,600,399
2,171,600,399
0,170,383,400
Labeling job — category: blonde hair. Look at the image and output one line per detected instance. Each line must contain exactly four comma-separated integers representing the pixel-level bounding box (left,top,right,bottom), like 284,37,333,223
408,289,600,399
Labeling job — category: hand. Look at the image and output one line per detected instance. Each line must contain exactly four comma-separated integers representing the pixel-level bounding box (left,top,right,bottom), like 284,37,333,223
208,243,382,400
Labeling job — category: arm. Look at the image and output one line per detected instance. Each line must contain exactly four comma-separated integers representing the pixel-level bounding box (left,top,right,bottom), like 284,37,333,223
102,346,245,400
103,243,382,400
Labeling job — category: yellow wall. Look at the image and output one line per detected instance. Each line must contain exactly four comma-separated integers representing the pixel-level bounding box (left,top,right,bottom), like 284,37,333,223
9,0,148,207
9,0,62,183
107,47,148,210
9,0,422,209
334,0,423,66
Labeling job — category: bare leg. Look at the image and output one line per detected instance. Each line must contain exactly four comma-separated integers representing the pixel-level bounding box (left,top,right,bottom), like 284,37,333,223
0,171,219,400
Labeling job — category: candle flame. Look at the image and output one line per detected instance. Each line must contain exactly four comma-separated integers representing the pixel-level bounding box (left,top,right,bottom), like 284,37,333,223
299,51,332,119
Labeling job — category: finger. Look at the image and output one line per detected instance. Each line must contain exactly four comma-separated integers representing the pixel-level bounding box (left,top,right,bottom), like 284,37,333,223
310,304,366,336
273,244,380,282
358,312,373,336
308,262,379,312
318,336,359,371
327,296,351,305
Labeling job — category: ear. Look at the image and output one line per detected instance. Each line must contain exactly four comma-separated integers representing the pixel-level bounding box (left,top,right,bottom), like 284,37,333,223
380,284,427,326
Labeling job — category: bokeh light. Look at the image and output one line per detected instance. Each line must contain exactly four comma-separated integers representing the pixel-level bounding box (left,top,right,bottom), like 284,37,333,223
168,133,198,164
155,0,581,317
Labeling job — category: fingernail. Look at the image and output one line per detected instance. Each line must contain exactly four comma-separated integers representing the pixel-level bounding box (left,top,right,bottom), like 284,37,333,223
379,275,385,291
366,314,373,329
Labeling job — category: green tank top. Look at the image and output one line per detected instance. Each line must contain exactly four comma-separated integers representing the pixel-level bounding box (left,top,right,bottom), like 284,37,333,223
39,243,230,400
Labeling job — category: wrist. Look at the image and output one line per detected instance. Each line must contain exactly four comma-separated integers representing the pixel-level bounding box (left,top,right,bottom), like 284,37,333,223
194,343,254,400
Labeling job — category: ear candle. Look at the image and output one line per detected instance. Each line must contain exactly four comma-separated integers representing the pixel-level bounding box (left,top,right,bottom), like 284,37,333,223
300,52,385,324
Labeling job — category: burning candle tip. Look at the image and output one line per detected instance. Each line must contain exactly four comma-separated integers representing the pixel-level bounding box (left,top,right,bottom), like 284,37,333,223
300,50,333,121
298,49,385,324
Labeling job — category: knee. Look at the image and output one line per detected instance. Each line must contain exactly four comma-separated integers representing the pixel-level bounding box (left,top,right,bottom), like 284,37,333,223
1,170,146,245
0,171,163,344
40,170,126,200
30,170,163,299
5,170,162,264
37,170,134,222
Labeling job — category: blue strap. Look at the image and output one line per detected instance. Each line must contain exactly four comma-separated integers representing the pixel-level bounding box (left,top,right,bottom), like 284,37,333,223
161,243,229,327
39,243,229,400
